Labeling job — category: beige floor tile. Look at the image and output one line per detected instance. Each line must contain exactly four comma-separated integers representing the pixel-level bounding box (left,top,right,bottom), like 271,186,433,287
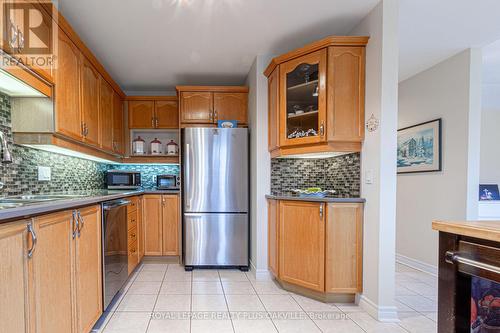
192,281,224,295
135,270,165,282
272,318,321,333
422,312,437,322
403,282,437,296
396,295,437,312
232,319,277,333
104,311,151,333
226,294,265,312
127,281,162,295
147,318,190,333
259,295,302,312
192,294,228,312
219,270,249,282
193,269,220,281
223,281,257,295
154,294,191,312
251,281,288,295
396,283,418,296
191,318,234,333
396,300,417,312
160,281,192,294
116,294,157,312
313,318,365,333
164,270,192,282
398,312,437,333
166,264,186,272
348,312,408,333
333,303,365,313
141,263,168,272
291,294,340,312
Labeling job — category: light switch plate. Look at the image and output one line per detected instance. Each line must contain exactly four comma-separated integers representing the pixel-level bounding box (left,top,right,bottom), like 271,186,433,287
38,166,51,181
365,170,374,184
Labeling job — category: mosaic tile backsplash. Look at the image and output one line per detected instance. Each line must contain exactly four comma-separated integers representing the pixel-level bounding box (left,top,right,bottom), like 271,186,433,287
271,153,361,198
0,93,179,196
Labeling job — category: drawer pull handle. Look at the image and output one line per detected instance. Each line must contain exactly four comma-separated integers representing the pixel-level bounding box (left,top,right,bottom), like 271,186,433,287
445,251,500,275
131,233,136,238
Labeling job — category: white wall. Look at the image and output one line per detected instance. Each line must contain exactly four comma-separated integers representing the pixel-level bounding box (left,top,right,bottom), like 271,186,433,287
246,55,273,276
350,0,400,321
397,49,482,270
480,84,500,186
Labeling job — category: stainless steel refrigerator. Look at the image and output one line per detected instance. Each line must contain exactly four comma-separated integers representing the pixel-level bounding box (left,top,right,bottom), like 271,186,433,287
182,127,249,270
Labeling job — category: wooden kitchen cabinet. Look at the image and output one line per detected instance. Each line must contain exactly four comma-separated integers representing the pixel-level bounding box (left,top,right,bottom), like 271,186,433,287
128,97,178,129
264,36,368,157
0,220,31,333
99,77,114,152
127,196,140,273
155,100,179,128
214,92,248,125
179,91,213,124
81,57,100,146
143,195,163,256
279,200,325,292
137,196,145,261
55,27,83,141
325,203,363,293
112,91,125,155
267,199,279,277
128,100,155,128
162,194,179,255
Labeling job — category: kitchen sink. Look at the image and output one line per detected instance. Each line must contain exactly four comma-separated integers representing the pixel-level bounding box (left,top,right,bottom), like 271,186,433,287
0,202,25,209
0,194,87,204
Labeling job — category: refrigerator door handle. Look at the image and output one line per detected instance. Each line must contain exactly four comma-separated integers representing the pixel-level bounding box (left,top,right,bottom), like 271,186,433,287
184,213,202,217
185,143,191,209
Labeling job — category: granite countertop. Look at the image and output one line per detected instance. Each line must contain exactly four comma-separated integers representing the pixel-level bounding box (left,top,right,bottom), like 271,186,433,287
432,220,500,243
0,188,180,223
265,194,366,203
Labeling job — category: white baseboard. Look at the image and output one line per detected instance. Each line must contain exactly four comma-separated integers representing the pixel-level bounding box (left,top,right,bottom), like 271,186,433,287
249,260,273,280
358,295,399,322
396,253,437,276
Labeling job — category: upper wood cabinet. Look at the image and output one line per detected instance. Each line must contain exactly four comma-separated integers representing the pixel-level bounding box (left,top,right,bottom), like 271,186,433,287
177,86,249,127
112,91,125,155
81,57,100,147
128,97,178,129
99,77,114,152
55,28,82,141
264,36,368,157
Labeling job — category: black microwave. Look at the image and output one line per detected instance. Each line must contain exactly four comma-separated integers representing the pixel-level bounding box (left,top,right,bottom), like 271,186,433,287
106,170,141,189
156,174,180,190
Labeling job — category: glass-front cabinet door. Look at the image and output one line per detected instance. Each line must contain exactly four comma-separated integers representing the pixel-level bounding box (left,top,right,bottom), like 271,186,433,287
279,49,327,147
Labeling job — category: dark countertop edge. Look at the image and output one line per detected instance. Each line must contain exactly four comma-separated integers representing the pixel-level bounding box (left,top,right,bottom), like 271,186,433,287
0,189,180,224
265,194,366,203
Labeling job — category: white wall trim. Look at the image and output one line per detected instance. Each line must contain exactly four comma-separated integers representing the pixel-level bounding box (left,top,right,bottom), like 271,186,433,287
358,295,399,322
249,260,273,280
396,254,438,276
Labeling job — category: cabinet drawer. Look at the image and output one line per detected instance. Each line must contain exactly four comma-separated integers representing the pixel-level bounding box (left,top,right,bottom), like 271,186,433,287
128,240,139,274
127,197,138,213
128,226,138,245
127,211,138,230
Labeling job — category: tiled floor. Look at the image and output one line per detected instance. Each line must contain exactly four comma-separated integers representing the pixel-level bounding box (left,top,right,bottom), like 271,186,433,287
96,262,437,333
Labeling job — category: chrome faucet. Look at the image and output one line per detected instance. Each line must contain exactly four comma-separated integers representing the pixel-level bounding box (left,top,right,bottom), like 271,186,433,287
0,131,13,163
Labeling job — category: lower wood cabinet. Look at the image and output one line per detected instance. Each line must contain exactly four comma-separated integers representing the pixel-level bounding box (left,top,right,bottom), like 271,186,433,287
127,196,140,273
143,194,180,256
269,199,363,295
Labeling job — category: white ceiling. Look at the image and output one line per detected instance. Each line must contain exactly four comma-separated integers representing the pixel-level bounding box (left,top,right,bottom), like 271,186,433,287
399,0,500,82
482,39,500,84
57,0,379,93
56,0,500,92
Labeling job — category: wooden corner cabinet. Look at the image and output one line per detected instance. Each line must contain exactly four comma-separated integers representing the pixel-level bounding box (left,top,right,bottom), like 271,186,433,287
176,86,249,127
265,36,368,157
268,198,363,299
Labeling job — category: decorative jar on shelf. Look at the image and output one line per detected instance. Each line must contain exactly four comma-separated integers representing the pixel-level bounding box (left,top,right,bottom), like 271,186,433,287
132,136,145,155
150,138,162,155
166,140,179,155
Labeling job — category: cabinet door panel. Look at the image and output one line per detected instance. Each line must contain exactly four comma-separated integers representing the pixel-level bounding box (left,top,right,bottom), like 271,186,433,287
279,49,327,147
213,93,248,124
279,201,325,291
55,28,82,140
143,195,162,255
138,197,145,261
268,69,280,151
0,221,30,333
162,195,179,256
112,92,124,155
81,57,100,146
32,211,74,333
267,200,279,277
180,92,213,124
327,47,365,142
75,206,102,333
128,101,154,129
155,100,179,128
325,203,363,293
99,78,114,152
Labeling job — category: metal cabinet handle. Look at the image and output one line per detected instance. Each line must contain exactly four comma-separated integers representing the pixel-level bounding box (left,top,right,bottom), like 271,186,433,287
151,117,155,127
319,204,324,219
445,251,500,275
320,121,325,137
77,210,84,233
27,222,37,258
214,110,218,121
155,117,159,128
72,210,79,239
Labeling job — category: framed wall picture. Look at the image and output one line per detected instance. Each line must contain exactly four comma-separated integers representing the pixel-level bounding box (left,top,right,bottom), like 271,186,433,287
397,118,442,174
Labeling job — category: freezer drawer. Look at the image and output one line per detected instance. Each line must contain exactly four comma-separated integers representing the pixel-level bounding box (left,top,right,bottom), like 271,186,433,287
184,213,248,266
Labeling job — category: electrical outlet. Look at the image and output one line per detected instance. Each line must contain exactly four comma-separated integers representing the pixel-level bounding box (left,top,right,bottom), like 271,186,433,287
38,166,51,181
365,170,374,184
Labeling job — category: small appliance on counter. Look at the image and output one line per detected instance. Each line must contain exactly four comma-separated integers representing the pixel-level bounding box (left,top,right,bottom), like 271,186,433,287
132,136,146,155
106,170,141,189
156,174,180,190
